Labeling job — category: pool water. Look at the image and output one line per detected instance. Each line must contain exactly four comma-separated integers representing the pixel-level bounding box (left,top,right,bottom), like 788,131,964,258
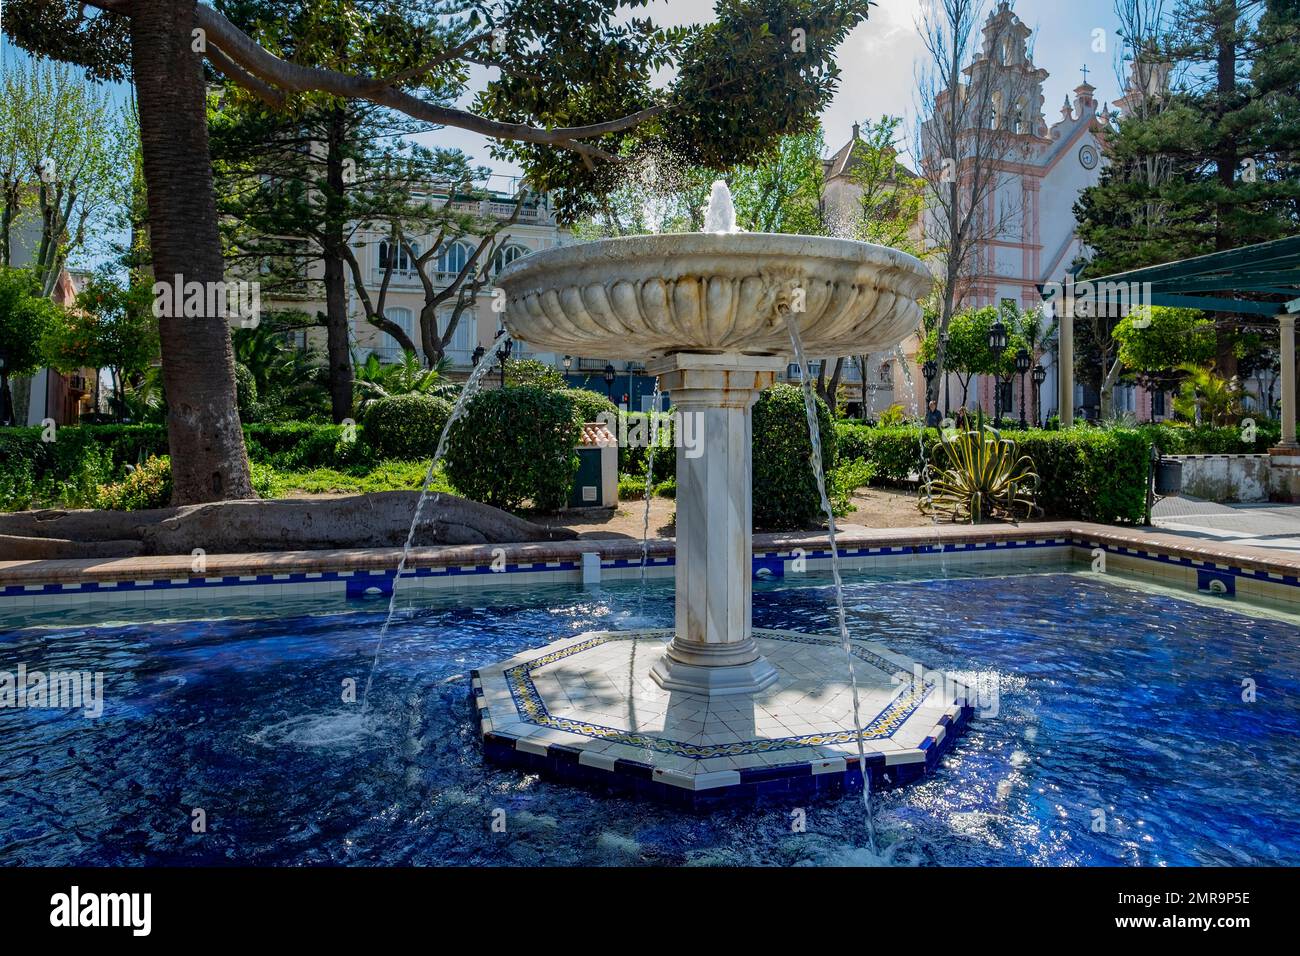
1,570,1297,866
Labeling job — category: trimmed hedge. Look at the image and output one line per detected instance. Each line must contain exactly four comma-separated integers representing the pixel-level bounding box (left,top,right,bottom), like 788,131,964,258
1136,421,1290,455
834,423,927,482
443,385,580,512
0,421,367,510
1017,428,1150,524
362,394,452,461
752,383,836,530
835,421,1152,523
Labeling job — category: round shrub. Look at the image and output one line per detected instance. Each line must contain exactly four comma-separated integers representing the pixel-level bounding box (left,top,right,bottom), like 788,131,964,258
363,394,453,460
559,387,617,425
444,386,579,512
752,383,836,530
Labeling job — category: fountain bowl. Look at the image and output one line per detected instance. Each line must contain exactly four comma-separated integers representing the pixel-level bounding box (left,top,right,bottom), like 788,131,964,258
495,232,932,358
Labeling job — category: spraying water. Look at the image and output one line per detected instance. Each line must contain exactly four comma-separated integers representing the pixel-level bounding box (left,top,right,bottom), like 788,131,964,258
703,180,740,234
360,333,515,713
781,308,879,856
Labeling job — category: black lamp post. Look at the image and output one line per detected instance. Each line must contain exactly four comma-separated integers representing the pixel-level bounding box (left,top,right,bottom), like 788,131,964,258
1015,347,1031,428
494,330,512,387
603,363,616,401
471,344,485,367
1031,363,1047,427
922,359,937,419
562,354,572,373
988,319,1008,425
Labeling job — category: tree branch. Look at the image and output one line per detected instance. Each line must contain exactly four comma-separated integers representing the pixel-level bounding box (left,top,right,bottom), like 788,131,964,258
191,4,659,158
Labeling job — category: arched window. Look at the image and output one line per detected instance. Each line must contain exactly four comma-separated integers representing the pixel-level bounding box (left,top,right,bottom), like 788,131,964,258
437,241,471,276
378,240,418,273
387,306,416,341
492,243,529,273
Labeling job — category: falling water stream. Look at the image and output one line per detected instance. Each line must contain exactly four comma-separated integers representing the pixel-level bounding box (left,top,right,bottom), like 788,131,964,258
360,333,515,713
637,378,664,601
783,309,879,856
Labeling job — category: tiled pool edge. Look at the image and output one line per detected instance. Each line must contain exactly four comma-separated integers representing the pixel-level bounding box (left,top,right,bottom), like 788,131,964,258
2,521,1299,609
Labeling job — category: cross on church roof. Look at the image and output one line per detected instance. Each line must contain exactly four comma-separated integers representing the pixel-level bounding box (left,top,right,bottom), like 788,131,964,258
1080,64,1091,84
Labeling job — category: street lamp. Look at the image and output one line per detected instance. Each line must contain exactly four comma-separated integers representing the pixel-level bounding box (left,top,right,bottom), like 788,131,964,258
988,319,1007,425
1015,348,1031,428
498,336,513,387
562,354,572,372
922,359,937,418
603,362,616,400
471,345,485,367
1031,363,1047,427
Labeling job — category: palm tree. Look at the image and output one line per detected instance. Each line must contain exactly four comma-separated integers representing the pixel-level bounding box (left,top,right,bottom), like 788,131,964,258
351,349,449,417
1173,365,1243,427
131,0,253,502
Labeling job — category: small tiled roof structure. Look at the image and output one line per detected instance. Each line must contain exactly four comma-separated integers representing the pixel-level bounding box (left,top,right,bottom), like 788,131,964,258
578,422,617,447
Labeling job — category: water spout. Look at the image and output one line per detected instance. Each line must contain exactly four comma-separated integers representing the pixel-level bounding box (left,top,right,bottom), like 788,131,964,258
703,180,740,234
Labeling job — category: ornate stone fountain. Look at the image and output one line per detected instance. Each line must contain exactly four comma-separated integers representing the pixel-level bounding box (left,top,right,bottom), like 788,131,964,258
472,187,971,806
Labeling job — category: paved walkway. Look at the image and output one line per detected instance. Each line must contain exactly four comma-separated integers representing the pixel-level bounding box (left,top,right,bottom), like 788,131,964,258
1151,496,1300,554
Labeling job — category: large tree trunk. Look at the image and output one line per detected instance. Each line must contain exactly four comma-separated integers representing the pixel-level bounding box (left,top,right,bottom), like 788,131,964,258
322,253,352,422
322,107,353,423
130,0,254,503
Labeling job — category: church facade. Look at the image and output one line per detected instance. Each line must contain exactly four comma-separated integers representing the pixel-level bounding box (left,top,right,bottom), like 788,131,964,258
825,2,1166,423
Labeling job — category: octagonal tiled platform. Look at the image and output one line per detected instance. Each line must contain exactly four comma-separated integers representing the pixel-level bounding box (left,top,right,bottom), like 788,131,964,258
472,628,974,808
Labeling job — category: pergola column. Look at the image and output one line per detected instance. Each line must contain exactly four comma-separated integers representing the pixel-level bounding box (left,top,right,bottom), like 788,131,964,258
1276,313,1298,450
1269,312,1300,503
1058,299,1074,428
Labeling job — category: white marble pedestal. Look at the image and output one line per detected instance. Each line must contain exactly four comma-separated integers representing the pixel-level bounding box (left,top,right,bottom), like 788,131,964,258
645,353,786,696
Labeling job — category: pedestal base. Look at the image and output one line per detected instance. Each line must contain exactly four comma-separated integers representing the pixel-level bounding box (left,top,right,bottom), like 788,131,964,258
650,638,779,696
472,628,975,808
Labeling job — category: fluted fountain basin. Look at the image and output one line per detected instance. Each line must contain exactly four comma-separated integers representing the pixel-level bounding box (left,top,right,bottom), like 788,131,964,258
494,233,932,358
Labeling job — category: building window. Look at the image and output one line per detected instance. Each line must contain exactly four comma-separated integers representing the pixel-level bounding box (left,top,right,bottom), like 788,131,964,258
999,379,1014,414
1152,389,1166,417
378,240,419,274
387,306,416,343
437,241,471,276
492,242,529,273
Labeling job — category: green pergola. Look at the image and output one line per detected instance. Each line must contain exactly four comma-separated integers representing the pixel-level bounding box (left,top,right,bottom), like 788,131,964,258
1045,235,1300,460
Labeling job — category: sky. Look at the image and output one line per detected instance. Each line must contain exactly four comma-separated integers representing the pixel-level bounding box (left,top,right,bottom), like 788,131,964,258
1,0,1129,200
423,0,1128,188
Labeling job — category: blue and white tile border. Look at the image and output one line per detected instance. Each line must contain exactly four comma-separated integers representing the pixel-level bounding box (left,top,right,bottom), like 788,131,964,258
2,523,1298,610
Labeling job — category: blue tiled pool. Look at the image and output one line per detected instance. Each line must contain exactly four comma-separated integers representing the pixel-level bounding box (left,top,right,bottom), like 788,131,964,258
1,569,1296,866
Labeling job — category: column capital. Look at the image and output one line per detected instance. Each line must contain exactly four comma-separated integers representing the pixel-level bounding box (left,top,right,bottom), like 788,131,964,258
647,352,785,409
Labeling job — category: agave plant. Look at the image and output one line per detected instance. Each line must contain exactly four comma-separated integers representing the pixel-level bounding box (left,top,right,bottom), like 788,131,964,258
919,415,1041,523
